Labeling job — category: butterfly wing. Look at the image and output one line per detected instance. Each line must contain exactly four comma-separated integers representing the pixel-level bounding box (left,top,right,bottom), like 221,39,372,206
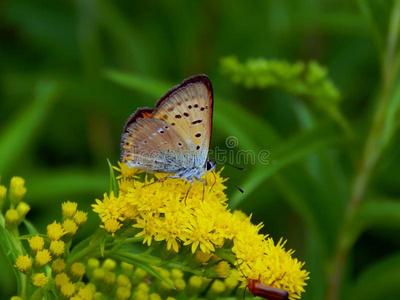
121,115,194,173
152,75,213,168
121,74,214,173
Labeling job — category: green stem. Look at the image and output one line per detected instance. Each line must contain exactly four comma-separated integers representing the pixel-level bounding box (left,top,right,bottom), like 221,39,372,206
112,251,203,275
327,2,400,300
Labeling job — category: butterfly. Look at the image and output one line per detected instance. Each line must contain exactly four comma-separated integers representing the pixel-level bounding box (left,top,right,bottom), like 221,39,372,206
121,74,215,191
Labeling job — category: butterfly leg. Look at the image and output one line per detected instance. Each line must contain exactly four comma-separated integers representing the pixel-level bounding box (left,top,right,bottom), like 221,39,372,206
183,178,195,204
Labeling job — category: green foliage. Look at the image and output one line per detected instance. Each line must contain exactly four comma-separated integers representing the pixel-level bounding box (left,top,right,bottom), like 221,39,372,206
220,56,351,134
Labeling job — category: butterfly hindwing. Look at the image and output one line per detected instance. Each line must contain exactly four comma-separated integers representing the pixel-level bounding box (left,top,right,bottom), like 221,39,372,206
151,75,213,168
122,118,195,173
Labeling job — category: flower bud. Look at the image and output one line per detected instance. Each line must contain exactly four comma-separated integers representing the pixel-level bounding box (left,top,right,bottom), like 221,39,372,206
16,202,30,220
60,282,75,298
52,258,66,273
120,261,133,275
206,279,225,298
9,177,26,205
74,210,88,226
61,201,77,218
174,278,186,291
32,273,48,287
0,185,7,210
5,209,19,229
15,255,32,273
102,258,116,271
28,235,44,252
70,262,86,280
116,286,131,300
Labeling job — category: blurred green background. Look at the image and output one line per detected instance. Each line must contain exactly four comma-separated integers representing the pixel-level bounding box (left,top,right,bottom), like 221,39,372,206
1,0,400,299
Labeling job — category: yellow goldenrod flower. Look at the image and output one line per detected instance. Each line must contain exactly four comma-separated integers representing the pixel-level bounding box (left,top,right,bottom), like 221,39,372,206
10,297,22,300
166,297,176,300
0,185,7,209
16,202,30,219
74,210,88,226
5,209,19,229
216,261,231,278
15,255,32,272
194,251,213,265
70,262,86,278
92,192,126,235
60,282,75,298
113,161,139,179
69,296,81,300
47,221,65,240
54,272,70,287
35,249,51,266
62,201,78,218
102,219,122,235
116,286,131,300
63,219,78,235
28,235,44,252
78,286,94,300
9,177,26,205
52,258,66,273
49,240,65,256
32,273,48,287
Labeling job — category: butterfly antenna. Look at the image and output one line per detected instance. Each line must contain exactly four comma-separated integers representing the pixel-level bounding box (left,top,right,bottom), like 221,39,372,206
224,162,245,171
234,184,245,194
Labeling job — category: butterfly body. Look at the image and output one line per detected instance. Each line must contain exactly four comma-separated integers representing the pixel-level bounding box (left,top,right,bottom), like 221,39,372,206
121,75,215,183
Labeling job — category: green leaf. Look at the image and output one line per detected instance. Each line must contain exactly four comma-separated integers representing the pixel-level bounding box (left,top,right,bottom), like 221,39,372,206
230,122,341,208
23,220,39,235
0,80,58,174
112,253,175,289
345,198,400,249
349,253,400,300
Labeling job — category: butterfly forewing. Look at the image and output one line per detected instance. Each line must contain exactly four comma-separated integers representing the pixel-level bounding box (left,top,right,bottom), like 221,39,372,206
152,76,213,168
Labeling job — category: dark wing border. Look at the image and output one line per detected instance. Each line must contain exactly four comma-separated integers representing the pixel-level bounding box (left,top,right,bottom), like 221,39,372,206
123,107,154,133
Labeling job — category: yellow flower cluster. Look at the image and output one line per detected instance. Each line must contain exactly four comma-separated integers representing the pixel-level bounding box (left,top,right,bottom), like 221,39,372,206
12,199,89,297
93,164,309,299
